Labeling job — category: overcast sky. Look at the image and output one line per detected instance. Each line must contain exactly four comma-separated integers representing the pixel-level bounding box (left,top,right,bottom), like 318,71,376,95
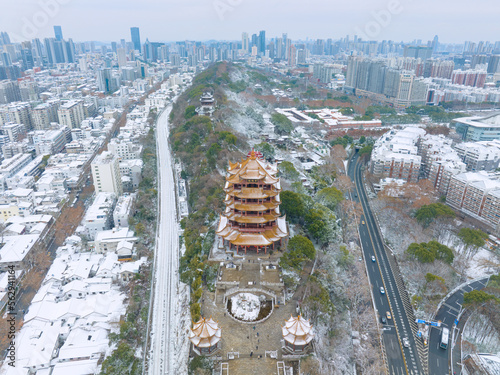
2,0,499,44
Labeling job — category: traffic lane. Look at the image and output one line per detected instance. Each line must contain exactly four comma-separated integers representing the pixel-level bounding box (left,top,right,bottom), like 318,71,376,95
353,158,414,373
384,329,404,359
436,278,490,323
429,277,490,375
359,222,395,331
358,209,398,320
357,167,423,373
443,292,464,312
428,328,448,375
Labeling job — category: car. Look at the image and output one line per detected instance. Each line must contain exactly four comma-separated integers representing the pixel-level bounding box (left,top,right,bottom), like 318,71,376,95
381,316,387,324
371,256,376,262
403,337,410,348
380,287,385,294
361,220,365,225
386,311,392,320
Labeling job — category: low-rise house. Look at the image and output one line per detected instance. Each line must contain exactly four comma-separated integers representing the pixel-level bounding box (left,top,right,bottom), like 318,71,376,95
119,257,146,283
0,233,40,271
93,227,137,254
116,240,134,261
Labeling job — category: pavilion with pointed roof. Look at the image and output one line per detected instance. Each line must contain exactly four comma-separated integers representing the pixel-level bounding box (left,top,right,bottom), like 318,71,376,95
282,315,314,353
216,150,288,255
188,317,222,355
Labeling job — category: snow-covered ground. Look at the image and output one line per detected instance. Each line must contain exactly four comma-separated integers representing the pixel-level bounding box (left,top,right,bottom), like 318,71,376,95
224,90,267,138
148,102,189,375
463,312,500,354
440,230,499,279
230,293,262,321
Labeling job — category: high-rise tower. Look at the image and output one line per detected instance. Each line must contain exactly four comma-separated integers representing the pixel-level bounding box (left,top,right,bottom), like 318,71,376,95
54,26,63,41
130,27,141,51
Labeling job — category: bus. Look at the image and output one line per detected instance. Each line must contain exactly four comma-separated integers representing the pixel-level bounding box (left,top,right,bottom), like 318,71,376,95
440,327,449,349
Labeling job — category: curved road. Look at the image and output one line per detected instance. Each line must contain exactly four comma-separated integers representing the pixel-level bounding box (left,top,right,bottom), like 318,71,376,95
428,277,489,375
349,154,424,375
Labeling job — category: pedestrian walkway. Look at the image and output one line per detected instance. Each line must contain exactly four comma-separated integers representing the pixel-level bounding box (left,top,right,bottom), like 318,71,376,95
203,290,296,375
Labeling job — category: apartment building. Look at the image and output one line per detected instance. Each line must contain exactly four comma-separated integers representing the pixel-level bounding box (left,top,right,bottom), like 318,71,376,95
370,127,425,183
418,134,466,194
32,101,60,130
0,102,32,129
58,100,85,129
91,151,123,196
113,194,135,228
454,140,500,172
108,138,142,160
446,171,500,230
30,129,67,155
118,159,142,190
82,192,116,240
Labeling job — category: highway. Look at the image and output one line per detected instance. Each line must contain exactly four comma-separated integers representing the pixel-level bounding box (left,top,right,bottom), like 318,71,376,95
428,277,489,375
348,153,424,375
147,104,182,375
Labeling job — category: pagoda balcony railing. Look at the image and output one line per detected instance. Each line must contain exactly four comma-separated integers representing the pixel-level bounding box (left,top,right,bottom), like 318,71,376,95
224,187,281,196
229,221,276,228
233,211,273,217
230,185,276,191
233,199,273,204
236,226,276,233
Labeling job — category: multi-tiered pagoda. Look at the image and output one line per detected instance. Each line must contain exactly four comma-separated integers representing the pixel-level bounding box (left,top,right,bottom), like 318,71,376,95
216,150,288,255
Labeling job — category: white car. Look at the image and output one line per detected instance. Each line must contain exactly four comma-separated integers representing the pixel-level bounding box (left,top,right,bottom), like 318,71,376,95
403,337,410,348
380,287,385,294
371,256,376,262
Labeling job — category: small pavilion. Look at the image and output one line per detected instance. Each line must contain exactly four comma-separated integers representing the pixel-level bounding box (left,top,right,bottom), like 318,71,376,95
188,317,222,355
282,315,314,353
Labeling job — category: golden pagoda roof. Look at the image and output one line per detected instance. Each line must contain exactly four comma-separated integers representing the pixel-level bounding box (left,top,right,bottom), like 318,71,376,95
232,234,273,246
216,216,288,246
230,202,279,212
188,317,222,348
236,187,279,198
224,187,280,199
230,213,279,224
225,152,279,184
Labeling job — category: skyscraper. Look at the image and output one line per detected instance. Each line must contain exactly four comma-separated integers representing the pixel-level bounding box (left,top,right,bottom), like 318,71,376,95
0,32,10,45
288,44,296,66
251,34,258,49
404,45,433,60
258,30,266,54
487,55,500,74
241,32,249,53
97,68,119,93
131,27,141,51
1,52,12,67
432,35,439,54
54,26,63,41
117,48,127,68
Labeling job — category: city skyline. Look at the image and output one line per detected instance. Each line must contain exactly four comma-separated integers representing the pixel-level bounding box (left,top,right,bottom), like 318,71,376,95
1,0,499,44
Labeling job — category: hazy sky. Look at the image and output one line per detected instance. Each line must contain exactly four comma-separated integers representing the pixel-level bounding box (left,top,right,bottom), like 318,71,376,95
2,0,499,44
